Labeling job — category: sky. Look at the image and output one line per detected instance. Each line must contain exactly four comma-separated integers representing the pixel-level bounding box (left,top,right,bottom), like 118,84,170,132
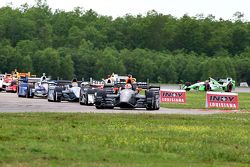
0,0,250,21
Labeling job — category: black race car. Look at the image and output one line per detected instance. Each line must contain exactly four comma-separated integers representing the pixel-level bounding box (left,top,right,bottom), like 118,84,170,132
94,82,160,110
79,81,104,105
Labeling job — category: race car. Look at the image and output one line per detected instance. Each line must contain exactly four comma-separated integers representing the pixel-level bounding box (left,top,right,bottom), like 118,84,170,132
0,73,14,91
17,77,40,98
5,80,17,93
47,79,80,102
94,82,160,110
79,80,104,105
182,77,235,92
0,74,5,91
31,74,50,98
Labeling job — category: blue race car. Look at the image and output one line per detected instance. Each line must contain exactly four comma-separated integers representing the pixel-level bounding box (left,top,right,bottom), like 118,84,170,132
17,76,40,98
18,82,35,98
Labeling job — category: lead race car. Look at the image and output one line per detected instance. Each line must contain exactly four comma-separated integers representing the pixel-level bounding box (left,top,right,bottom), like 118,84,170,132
182,77,235,92
94,80,160,110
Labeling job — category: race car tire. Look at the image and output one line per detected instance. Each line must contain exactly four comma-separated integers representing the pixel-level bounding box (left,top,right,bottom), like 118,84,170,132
54,87,63,102
85,93,88,105
146,91,155,110
185,82,191,86
79,90,85,105
204,83,210,91
28,84,34,98
154,95,160,110
106,106,114,109
79,98,84,105
48,99,53,102
226,82,233,92
95,105,104,109
26,88,29,98
26,85,32,98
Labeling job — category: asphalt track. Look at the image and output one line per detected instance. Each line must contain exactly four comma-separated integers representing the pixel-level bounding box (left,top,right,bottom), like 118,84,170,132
0,92,241,114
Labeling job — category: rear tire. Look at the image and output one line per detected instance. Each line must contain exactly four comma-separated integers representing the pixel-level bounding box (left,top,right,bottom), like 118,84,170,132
29,85,34,98
26,85,29,98
204,83,210,91
226,82,233,92
85,93,89,105
54,87,62,102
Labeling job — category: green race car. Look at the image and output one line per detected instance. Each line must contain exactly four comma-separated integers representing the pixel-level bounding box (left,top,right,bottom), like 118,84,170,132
182,77,235,92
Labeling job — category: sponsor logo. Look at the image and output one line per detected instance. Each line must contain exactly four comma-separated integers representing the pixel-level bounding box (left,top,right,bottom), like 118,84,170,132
206,92,238,109
209,96,235,102
160,90,186,103
208,102,237,108
162,92,184,98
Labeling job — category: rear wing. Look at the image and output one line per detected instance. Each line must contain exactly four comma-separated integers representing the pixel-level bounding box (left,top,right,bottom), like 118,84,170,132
48,81,57,85
113,81,159,90
136,82,148,89
27,78,41,83
91,80,104,85
114,81,126,88
53,80,72,86
18,77,40,83
149,85,160,89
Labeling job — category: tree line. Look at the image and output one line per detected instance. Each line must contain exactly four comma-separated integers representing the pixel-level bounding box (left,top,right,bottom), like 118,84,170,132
0,1,249,84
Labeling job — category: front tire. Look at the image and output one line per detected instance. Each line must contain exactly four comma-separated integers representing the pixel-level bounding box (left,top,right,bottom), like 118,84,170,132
146,91,154,110
95,105,104,109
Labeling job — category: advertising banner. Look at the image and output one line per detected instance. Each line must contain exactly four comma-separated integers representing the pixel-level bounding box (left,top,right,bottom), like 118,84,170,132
160,89,186,103
206,91,239,109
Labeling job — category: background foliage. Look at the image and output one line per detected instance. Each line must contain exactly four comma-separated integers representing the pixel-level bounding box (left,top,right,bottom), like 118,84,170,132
0,1,250,84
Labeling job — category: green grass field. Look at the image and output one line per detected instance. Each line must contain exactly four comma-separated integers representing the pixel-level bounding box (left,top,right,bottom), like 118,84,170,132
161,92,250,110
0,113,250,166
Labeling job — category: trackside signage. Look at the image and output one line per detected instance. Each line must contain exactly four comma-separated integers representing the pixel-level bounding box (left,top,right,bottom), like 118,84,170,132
206,92,239,109
160,89,186,103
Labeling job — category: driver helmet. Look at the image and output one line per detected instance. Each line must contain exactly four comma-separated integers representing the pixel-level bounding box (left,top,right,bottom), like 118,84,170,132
72,82,78,87
124,83,132,89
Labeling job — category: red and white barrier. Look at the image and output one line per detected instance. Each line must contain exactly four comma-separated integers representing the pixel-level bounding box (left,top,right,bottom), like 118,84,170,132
206,92,239,109
160,89,186,103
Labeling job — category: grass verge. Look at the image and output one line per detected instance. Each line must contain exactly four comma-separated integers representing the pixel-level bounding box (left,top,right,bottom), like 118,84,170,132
0,113,250,166
160,92,250,110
